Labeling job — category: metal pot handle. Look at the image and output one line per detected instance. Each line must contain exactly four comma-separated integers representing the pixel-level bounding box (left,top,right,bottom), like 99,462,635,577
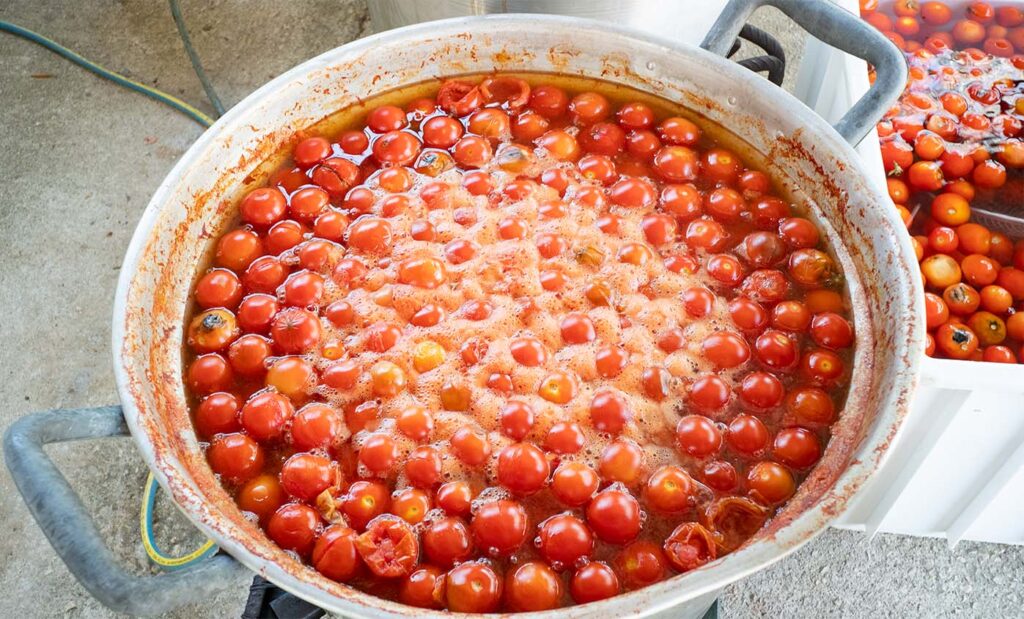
702,0,907,145
3,406,247,616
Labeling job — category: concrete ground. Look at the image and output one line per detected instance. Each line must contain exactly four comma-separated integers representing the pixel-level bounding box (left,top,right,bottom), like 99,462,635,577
0,1,1020,617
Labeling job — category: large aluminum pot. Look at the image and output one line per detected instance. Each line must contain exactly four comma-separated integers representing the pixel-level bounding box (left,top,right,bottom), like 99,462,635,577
7,4,922,618
367,0,724,44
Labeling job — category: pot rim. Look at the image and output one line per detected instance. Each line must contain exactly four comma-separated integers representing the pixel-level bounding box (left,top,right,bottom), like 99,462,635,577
112,13,923,618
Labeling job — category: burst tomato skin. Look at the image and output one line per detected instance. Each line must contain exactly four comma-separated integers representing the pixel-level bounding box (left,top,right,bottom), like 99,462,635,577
355,516,420,579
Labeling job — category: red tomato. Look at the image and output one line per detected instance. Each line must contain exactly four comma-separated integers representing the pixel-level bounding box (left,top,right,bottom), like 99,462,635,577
728,414,770,454
422,517,473,567
570,562,620,604
538,514,594,569
237,474,284,524
281,452,336,501
445,563,502,613
505,561,564,612
267,503,320,557
240,391,294,442
663,522,717,572
545,422,585,454
552,462,600,506
688,375,731,411
472,500,528,556
207,433,263,483
399,566,446,609
586,489,642,544
590,390,632,434
497,443,551,495
773,427,822,468
677,415,723,458
702,331,751,368
312,525,362,582
194,392,240,438
613,542,667,591
645,465,694,513
355,516,419,578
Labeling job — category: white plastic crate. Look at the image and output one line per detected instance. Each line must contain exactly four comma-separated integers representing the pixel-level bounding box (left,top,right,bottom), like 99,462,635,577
796,0,1024,547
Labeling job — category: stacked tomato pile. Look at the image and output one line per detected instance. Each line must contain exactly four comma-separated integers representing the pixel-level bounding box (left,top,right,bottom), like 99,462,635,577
862,0,1024,361
184,74,854,612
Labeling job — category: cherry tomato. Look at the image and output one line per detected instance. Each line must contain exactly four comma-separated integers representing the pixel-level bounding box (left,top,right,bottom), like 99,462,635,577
538,514,594,570
267,503,320,557
293,136,331,168
663,522,717,572
968,311,1006,346
730,297,768,331
586,489,642,545
446,424,488,463
599,440,645,485
936,321,980,359
645,465,693,513
739,371,785,409
505,561,564,612
544,421,585,455
702,331,751,368
615,541,668,590
310,524,362,582
472,499,528,556
194,393,240,438
445,562,502,613
755,329,798,369
241,391,294,441
569,91,610,124
355,516,418,578
747,461,796,504
801,349,846,385
552,462,600,507
207,433,263,483
434,481,474,518
422,516,473,568
703,460,739,492
188,309,239,353
772,300,812,332
271,307,322,354
188,353,233,394
281,452,336,501
498,443,550,495
786,387,835,424
405,446,442,489
688,375,731,411
773,427,822,468
237,473,284,523
810,312,854,349
677,414,722,458
728,414,770,455
343,481,391,531
399,565,446,609
570,562,620,604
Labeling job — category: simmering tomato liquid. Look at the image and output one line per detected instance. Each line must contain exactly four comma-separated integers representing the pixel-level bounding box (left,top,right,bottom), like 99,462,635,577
183,73,854,612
